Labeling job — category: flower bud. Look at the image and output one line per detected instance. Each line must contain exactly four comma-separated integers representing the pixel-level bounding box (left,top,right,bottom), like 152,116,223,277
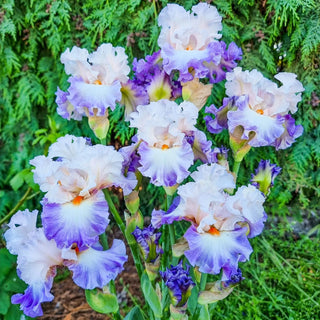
160,261,195,308
251,160,281,195
132,225,163,263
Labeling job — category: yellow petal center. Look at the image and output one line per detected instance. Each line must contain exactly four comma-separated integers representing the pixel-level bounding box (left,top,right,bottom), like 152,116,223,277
208,226,220,236
72,195,84,206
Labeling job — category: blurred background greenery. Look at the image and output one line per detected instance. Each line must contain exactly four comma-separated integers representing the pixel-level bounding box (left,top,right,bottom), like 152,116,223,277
0,0,319,319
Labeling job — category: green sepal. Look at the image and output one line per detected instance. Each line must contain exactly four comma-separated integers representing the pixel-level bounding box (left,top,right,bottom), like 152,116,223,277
125,210,144,245
229,126,254,162
169,304,188,320
124,190,140,214
198,281,234,305
85,288,119,314
88,112,110,141
163,184,179,196
145,257,160,282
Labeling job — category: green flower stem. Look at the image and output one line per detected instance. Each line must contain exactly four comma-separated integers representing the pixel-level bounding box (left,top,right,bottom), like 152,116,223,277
161,193,175,269
103,189,126,233
199,272,208,291
161,225,169,270
192,273,208,320
103,189,143,278
232,160,242,183
168,224,175,250
99,232,109,250
166,194,176,248
100,137,107,145
0,187,32,226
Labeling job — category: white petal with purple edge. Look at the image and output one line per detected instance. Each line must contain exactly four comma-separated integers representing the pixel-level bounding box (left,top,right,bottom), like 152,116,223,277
184,226,252,274
16,229,62,285
66,239,127,289
231,185,265,224
68,77,122,114
42,190,109,249
11,279,55,318
4,209,38,255
138,141,193,187
228,105,284,147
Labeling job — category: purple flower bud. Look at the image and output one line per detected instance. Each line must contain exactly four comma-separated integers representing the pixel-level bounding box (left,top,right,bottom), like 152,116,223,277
160,261,195,307
132,225,163,263
224,268,244,287
251,160,281,195
209,146,229,164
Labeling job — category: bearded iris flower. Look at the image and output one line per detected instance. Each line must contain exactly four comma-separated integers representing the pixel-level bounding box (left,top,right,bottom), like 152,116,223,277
157,3,242,83
129,99,214,187
30,135,136,249
152,163,266,278
157,3,222,82
4,209,127,317
205,67,304,149
56,44,130,120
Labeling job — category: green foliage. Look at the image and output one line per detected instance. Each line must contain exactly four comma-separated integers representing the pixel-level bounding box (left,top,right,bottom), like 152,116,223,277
141,272,163,318
0,0,319,318
213,224,320,319
0,248,29,319
1,0,319,218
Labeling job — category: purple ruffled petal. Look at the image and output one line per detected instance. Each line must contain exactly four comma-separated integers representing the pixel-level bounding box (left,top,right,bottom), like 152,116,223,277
11,279,54,318
67,76,122,115
161,42,222,82
138,141,193,187
227,98,285,147
222,267,244,285
119,140,141,174
186,130,212,163
160,261,194,307
151,196,181,228
66,239,127,289
120,80,149,121
206,42,242,84
184,225,252,275
132,50,163,85
55,87,84,121
204,96,239,134
246,211,267,238
273,114,303,150
132,225,163,262
42,191,109,249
